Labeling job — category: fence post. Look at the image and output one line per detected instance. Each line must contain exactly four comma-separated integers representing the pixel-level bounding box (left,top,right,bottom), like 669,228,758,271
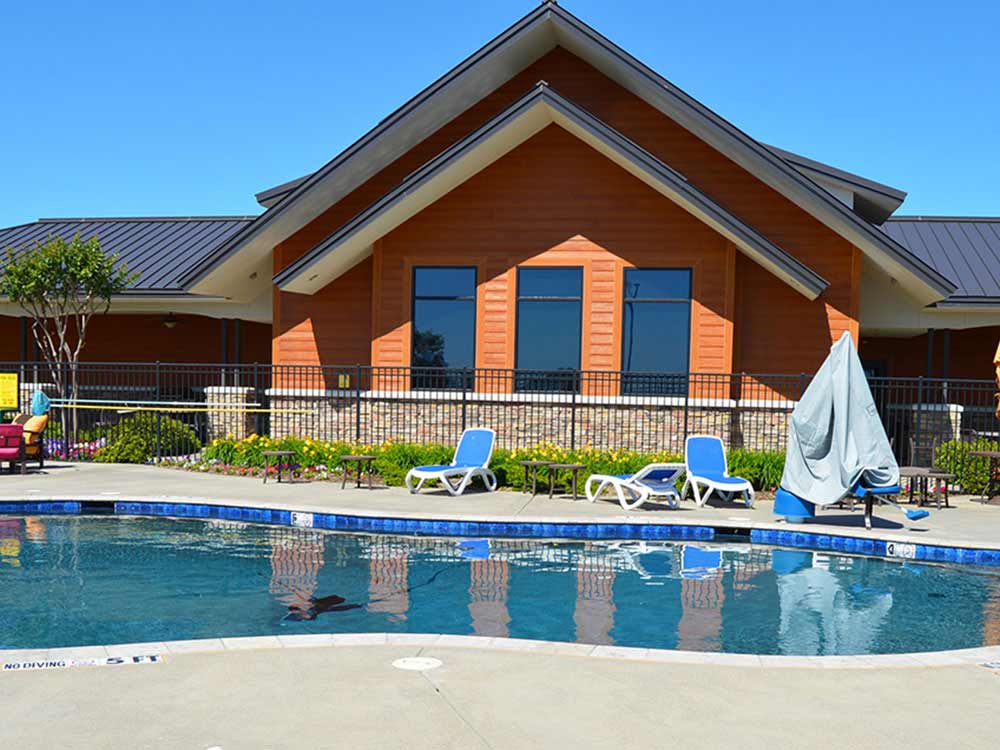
155,361,162,461
355,364,362,444
461,368,468,433
915,375,924,464
570,371,578,450
683,370,691,446
253,362,261,437
66,363,77,459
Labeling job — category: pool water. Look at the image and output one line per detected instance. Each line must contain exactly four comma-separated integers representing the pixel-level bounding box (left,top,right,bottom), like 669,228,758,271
1,515,999,655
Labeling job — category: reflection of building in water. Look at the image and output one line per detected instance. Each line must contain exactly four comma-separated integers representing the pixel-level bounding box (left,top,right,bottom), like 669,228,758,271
268,528,325,609
468,559,510,637
574,547,616,645
676,546,726,651
23,517,46,543
677,579,723,651
728,549,773,595
0,518,23,567
985,578,1000,645
368,537,409,619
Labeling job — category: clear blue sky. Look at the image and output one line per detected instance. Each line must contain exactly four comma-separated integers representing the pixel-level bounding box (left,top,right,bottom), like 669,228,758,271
3,0,997,227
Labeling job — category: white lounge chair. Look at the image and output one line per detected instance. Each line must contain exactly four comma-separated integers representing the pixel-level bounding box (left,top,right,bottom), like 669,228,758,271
405,428,498,496
681,435,755,508
584,463,683,510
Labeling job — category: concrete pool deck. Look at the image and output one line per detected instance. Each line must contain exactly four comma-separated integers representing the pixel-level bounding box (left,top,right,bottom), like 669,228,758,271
3,641,1000,749
3,463,1000,748
2,462,1000,550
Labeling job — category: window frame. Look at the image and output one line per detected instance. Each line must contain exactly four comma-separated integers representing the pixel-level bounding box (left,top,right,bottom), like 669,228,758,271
514,265,584,392
410,265,478,388
620,267,693,395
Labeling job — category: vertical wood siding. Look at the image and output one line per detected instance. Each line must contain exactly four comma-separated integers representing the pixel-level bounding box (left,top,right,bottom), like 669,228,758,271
271,47,860,376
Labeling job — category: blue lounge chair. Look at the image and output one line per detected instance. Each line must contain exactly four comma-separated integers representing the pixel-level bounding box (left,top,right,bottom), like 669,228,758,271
584,463,683,510
681,435,755,508
680,545,723,579
404,428,498,496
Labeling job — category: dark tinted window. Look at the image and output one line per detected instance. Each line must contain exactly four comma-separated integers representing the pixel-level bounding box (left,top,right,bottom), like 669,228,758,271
623,268,690,300
412,267,476,388
622,269,691,395
516,267,582,392
414,267,476,298
517,267,583,298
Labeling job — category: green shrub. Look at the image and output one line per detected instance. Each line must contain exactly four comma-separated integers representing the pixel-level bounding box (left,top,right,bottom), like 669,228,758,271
728,449,785,491
95,413,200,464
936,438,998,494
196,435,784,492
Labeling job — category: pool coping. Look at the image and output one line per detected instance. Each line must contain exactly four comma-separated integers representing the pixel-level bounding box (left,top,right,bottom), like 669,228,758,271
2,494,1000,566
3,634,1000,671
3,494,1000,670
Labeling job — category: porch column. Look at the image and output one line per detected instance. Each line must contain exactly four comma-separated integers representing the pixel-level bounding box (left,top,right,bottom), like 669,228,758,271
925,328,935,377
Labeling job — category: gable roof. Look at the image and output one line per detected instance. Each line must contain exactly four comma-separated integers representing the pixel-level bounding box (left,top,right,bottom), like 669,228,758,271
275,83,829,299
766,145,906,225
0,216,254,296
181,1,956,304
884,216,1000,307
258,144,909,222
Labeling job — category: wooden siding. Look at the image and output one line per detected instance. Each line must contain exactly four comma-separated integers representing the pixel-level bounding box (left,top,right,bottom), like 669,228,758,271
271,46,860,375
272,255,373,368
861,326,1000,380
0,314,271,364
372,125,731,379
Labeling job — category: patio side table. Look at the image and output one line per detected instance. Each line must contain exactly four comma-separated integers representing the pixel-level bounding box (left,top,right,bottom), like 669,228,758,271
970,450,1000,504
262,450,295,484
519,460,552,497
340,454,376,489
922,470,954,509
548,463,587,500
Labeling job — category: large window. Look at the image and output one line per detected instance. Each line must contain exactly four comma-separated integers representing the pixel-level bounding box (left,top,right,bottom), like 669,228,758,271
411,267,476,388
515,267,582,392
621,268,691,395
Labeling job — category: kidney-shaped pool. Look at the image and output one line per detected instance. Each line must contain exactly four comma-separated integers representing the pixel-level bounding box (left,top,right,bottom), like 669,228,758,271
1,515,998,655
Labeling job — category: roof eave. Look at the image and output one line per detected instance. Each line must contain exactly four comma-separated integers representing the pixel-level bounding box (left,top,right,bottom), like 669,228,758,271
187,1,953,304
276,84,828,301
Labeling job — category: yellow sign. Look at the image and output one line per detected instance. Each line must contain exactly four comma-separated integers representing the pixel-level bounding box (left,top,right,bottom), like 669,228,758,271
0,373,18,410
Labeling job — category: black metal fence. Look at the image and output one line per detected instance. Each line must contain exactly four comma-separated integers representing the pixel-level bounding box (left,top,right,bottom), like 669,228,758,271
0,361,995,462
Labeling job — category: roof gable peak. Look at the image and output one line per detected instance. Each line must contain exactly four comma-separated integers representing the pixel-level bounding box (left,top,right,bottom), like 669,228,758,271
182,1,954,304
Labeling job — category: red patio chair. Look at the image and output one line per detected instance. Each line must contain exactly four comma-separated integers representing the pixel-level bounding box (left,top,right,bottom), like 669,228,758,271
0,424,26,474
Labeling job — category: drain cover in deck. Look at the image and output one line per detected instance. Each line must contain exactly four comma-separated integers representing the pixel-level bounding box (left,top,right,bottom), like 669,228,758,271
392,657,443,671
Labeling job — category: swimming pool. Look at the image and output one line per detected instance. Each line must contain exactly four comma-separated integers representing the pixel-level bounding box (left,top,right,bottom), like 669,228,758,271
2,515,998,655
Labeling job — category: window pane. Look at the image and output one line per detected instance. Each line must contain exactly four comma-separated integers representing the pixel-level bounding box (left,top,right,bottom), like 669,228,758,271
412,299,475,369
622,301,690,373
624,269,690,300
414,267,476,298
518,267,582,298
516,300,581,371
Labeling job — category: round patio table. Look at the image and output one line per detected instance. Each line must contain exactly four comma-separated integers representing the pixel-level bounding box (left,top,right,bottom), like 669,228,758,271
519,460,552,497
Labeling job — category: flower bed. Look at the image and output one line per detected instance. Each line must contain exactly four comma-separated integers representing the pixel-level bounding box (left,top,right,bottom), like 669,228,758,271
161,435,785,492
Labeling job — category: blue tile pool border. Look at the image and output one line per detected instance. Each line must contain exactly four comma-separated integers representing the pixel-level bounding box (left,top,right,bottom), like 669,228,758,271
748,527,1000,567
102,500,715,542
1,499,999,565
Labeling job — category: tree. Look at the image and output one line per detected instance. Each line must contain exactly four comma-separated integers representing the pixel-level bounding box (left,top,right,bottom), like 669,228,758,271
1,233,138,403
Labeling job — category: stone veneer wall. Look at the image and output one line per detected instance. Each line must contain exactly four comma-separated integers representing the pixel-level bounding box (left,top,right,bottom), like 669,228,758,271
266,392,794,453
205,386,256,441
